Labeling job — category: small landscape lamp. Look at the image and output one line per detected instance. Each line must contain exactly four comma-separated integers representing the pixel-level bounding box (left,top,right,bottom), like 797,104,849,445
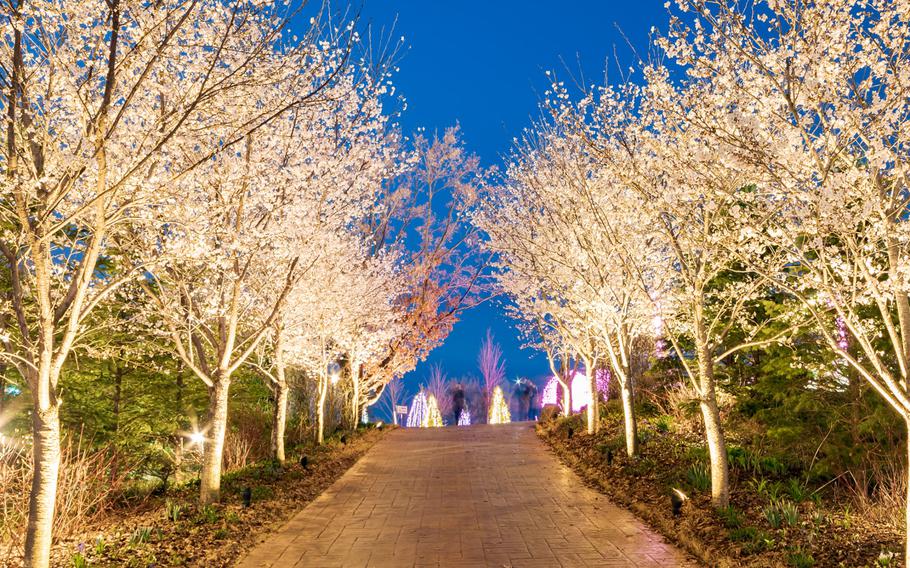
671,488,688,517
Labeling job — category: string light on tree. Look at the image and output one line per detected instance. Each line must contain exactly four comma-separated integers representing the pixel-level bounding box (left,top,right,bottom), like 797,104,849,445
406,392,429,428
457,407,471,426
488,386,511,424
426,395,444,427
540,375,565,412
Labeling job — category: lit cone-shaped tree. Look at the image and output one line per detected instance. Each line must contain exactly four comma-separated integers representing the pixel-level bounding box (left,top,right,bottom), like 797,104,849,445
458,408,471,426
407,392,429,427
426,395,444,427
488,386,511,425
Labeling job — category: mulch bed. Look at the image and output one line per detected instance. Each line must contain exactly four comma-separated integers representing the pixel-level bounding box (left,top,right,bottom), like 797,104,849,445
2,426,387,568
537,414,902,568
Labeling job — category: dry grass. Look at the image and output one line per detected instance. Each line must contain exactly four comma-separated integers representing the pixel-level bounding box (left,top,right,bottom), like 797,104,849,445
0,436,126,559
223,407,270,472
851,459,908,532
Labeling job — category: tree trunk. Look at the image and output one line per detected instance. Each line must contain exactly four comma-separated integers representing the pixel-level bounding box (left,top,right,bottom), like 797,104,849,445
694,299,729,509
23,402,61,568
700,391,729,508
696,336,729,508
173,370,186,485
271,380,288,464
316,378,328,445
905,416,910,568
200,377,230,504
350,361,360,429
583,357,597,434
620,378,638,457
561,377,572,417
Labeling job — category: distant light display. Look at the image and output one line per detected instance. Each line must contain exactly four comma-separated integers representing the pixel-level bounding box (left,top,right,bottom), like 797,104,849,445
406,392,428,427
542,370,610,413
457,407,471,426
426,394,444,427
541,376,561,408
488,386,511,424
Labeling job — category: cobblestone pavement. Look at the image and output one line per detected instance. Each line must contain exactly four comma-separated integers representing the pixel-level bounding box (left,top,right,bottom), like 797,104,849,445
237,422,697,568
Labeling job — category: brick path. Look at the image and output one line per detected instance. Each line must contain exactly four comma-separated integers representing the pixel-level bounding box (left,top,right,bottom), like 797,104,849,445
237,423,697,568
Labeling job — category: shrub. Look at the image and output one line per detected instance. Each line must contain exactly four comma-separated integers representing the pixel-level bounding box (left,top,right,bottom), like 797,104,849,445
661,383,702,435
223,406,271,472
539,405,561,423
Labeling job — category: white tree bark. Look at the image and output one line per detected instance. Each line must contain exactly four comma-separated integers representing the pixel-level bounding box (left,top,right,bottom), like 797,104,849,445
271,380,288,464
200,377,231,504
619,379,638,457
23,399,61,568
695,318,729,509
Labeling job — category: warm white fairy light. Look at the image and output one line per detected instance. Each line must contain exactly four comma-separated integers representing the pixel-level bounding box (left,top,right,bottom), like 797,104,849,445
426,395,443,427
488,386,511,424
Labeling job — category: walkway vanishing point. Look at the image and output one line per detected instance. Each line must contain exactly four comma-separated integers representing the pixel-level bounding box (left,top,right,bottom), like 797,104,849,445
238,422,696,568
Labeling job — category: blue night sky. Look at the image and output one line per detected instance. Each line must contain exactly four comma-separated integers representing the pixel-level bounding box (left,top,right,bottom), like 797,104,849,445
356,1,669,393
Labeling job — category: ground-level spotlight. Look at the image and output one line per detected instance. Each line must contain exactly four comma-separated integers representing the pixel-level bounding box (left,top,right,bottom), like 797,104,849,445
671,488,688,517
187,430,206,447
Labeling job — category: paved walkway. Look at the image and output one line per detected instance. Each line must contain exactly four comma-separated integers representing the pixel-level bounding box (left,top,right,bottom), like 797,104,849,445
237,423,696,568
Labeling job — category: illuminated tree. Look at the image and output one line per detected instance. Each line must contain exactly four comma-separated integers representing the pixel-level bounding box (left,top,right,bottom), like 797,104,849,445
407,391,429,428
426,395,444,427
361,128,489,404
0,0,344,560
488,386,511,425
424,365,453,423
478,330,506,420
457,407,472,426
652,0,910,537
